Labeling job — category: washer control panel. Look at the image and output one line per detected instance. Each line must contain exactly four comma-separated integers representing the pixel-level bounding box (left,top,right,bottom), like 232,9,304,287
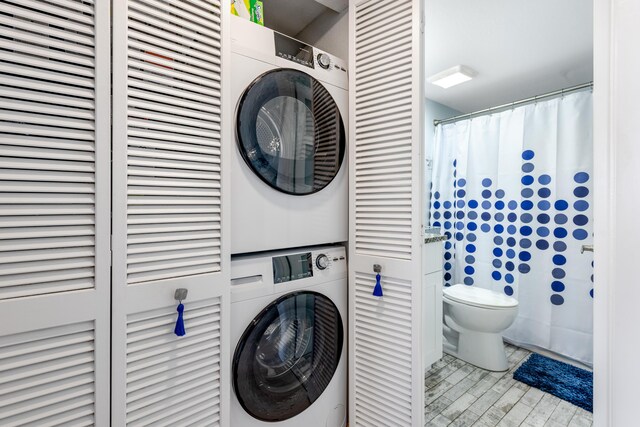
231,245,346,301
315,253,330,270
271,247,346,284
310,247,346,276
272,251,314,283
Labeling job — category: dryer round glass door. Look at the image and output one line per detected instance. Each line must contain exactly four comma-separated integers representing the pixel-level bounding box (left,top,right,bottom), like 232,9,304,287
236,69,346,195
232,291,344,422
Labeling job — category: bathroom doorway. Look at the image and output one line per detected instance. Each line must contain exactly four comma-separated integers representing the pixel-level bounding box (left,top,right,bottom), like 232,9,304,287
423,1,595,425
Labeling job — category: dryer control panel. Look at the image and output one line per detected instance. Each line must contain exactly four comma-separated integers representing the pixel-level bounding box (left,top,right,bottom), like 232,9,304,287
230,15,348,90
273,32,348,75
274,32,315,68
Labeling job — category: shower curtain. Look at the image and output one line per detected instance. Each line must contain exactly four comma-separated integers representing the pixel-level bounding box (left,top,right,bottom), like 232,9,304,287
430,91,594,365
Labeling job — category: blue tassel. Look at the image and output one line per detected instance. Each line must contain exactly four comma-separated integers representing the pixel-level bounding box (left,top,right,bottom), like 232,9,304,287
174,303,186,337
372,273,383,297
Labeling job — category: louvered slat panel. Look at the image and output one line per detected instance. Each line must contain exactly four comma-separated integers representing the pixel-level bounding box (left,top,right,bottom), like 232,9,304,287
354,272,414,426
0,321,96,426
125,0,222,284
126,299,221,426
354,0,414,260
0,0,98,300
350,0,423,425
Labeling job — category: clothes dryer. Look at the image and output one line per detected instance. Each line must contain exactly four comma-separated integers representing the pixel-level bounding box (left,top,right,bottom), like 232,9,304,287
230,16,348,254
230,245,347,426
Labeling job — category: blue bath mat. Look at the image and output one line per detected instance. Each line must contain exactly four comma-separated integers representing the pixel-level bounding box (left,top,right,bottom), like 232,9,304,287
513,353,593,412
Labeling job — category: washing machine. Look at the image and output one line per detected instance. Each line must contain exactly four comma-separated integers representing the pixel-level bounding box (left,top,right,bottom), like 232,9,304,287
230,245,347,426
230,15,349,254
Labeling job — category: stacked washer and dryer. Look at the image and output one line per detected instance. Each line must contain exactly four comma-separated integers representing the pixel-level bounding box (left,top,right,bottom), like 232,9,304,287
228,15,348,427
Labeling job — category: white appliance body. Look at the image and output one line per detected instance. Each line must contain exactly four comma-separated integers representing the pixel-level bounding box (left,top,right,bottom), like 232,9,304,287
230,245,347,427
230,16,348,254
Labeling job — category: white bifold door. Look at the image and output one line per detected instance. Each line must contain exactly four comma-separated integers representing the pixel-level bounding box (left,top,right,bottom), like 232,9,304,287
0,0,111,424
348,0,426,426
112,0,230,425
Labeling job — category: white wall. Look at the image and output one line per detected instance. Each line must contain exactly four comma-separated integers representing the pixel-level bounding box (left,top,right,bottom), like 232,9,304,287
296,8,349,60
593,0,640,425
425,98,461,221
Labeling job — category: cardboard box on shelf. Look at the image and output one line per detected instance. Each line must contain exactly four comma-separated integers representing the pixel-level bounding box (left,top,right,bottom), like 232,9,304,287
231,0,264,26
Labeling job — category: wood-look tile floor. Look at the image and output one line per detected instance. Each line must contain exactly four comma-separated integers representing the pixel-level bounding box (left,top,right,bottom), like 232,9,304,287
424,344,593,427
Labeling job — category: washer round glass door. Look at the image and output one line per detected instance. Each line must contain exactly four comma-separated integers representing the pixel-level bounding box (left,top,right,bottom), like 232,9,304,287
232,291,344,422
236,69,346,195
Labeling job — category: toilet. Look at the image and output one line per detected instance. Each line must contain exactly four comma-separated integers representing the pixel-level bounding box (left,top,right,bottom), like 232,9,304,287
442,284,519,371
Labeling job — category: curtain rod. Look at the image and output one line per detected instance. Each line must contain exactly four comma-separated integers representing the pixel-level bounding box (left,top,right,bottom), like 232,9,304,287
433,81,593,127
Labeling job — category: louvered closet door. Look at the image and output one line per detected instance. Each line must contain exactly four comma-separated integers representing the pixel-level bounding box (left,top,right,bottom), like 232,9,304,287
348,0,426,426
0,0,111,425
111,0,230,425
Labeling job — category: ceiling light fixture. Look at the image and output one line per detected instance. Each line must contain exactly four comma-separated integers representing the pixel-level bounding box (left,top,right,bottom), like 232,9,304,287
428,65,477,89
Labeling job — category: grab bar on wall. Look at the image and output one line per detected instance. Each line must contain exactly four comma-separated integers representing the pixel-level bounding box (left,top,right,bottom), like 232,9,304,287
581,245,594,254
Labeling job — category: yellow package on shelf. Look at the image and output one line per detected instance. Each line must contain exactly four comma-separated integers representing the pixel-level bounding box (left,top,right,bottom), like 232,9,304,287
231,0,264,26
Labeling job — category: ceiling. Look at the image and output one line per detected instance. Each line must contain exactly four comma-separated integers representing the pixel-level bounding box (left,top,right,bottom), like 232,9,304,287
425,0,593,113
264,0,331,37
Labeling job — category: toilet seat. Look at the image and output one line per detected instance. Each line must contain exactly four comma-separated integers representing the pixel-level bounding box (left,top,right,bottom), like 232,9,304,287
444,284,518,309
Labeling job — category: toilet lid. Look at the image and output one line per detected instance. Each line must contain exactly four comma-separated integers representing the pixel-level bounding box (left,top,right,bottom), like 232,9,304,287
443,284,518,308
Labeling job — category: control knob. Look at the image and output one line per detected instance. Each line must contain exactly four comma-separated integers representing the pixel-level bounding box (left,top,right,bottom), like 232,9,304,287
316,254,329,270
317,53,331,69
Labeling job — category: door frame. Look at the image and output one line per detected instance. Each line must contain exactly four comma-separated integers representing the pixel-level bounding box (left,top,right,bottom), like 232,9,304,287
593,0,640,424
592,0,610,420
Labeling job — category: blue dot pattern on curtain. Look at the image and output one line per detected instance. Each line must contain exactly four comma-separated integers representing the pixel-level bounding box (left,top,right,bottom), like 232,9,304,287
431,149,592,304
